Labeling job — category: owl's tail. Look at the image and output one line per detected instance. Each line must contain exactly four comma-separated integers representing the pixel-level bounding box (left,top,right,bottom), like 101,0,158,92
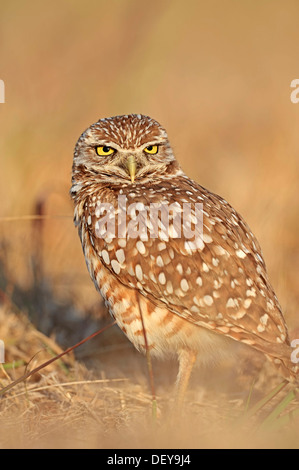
266,347,299,385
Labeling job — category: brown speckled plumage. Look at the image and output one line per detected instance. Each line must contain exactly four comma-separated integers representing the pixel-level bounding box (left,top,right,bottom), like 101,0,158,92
71,114,297,402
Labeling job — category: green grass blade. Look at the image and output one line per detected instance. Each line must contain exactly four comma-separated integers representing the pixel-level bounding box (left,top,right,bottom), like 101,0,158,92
1,360,26,370
259,388,297,430
244,379,256,413
245,380,288,419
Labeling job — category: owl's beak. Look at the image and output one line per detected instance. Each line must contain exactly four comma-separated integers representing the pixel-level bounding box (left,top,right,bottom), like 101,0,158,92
127,155,137,183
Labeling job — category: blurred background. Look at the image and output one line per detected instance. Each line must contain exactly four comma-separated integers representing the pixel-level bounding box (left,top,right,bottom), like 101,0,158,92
1,0,299,448
1,0,299,425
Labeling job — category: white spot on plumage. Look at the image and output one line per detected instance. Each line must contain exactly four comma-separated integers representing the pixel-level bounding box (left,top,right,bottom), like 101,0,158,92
185,241,197,251
257,324,265,333
115,249,125,264
260,313,269,325
180,279,189,292
149,272,157,283
136,202,145,211
158,272,166,285
156,255,164,267
203,295,213,306
267,300,275,311
158,242,166,251
190,305,200,313
102,250,110,265
111,259,121,275
176,263,183,275
244,298,252,309
202,263,209,273
203,234,213,243
195,237,205,250
127,265,135,276
136,240,146,254
183,241,193,254
256,253,263,263
230,308,247,320
217,326,230,334
166,281,173,294
118,238,127,248
169,225,180,238
226,298,236,308
242,339,255,346
135,264,143,281
214,245,226,256
246,288,256,297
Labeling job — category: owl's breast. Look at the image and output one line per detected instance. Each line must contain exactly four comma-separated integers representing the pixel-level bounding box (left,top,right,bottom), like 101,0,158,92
79,219,236,363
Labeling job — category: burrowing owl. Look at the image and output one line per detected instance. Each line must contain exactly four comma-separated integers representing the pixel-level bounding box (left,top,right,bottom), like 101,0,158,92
71,114,297,404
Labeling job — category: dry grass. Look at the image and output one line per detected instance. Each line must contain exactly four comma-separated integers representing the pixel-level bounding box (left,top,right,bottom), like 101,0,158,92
1,283,299,449
1,0,299,449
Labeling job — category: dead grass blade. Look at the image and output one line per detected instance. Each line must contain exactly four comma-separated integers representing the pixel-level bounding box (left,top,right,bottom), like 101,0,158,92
0,321,116,398
0,215,71,222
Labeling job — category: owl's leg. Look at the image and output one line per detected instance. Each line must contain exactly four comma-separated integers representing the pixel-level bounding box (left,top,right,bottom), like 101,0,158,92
174,349,197,408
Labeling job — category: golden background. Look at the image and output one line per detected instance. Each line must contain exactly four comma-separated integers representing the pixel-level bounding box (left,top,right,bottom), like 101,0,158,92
0,0,299,448
1,0,299,324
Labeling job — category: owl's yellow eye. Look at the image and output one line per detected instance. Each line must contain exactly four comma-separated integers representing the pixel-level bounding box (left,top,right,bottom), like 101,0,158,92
144,145,158,155
96,145,115,156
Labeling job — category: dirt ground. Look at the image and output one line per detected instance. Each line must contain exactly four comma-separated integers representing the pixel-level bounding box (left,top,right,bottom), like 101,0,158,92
1,299,299,449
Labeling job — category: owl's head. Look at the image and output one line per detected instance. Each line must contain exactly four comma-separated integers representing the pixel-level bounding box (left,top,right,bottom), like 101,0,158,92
72,114,183,190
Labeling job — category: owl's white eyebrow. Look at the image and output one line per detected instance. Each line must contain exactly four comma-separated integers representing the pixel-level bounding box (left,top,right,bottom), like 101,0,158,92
141,141,163,149
92,141,122,151
92,141,164,152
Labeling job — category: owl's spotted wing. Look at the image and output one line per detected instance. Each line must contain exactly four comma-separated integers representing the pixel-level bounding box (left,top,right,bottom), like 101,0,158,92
85,177,290,361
